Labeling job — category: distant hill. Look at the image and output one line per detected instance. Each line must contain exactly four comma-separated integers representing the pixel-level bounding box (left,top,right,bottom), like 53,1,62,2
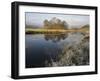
81,24,90,28
81,24,89,29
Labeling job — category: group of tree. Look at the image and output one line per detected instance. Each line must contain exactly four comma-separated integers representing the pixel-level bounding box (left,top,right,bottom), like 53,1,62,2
44,17,68,29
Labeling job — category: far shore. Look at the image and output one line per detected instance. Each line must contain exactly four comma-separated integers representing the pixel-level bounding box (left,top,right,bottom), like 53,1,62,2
25,28,89,34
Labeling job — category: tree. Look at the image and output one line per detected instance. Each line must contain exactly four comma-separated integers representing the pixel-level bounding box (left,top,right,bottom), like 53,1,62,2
62,21,68,29
44,20,49,26
44,17,69,29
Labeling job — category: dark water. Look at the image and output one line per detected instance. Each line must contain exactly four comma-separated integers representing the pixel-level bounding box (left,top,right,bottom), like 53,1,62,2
25,33,85,68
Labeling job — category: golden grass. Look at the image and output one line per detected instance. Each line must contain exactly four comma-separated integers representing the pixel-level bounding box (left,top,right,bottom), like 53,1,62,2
25,28,89,34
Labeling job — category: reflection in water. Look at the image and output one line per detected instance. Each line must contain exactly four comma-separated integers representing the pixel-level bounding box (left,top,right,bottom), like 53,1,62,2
44,33,68,42
26,32,89,68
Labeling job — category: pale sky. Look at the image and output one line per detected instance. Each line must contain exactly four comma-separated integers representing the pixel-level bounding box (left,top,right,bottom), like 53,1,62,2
25,12,89,28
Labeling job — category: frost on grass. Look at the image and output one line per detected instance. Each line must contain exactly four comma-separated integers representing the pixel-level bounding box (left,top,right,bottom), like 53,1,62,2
44,34,89,67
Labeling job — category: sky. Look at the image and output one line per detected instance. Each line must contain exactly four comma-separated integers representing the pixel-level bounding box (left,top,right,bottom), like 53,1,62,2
25,12,89,28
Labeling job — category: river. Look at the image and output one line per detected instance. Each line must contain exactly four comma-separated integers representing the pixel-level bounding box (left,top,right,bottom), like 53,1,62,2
25,33,89,68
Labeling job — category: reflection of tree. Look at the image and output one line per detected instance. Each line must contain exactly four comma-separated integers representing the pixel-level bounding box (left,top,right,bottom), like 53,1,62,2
44,34,68,42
